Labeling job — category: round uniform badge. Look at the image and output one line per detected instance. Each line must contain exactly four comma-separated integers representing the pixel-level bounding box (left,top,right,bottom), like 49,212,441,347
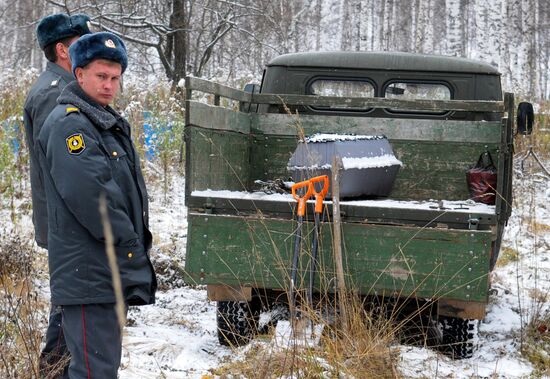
105,39,116,48
66,133,86,155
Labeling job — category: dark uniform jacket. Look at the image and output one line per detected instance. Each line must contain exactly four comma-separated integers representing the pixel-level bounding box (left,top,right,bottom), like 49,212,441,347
36,81,157,306
24,62,74,248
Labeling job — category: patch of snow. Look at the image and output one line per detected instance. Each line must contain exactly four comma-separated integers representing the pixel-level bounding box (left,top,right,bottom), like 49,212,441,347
398,345,533,378
272,320,324,349
191,189,496,214
304,133,385,143
287,163,333,170
192,189,292,202
288,154,402,170
120,288,228,378
341,154,402,169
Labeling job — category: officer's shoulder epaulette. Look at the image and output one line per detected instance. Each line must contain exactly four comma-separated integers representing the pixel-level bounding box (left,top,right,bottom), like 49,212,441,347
65,106,79,115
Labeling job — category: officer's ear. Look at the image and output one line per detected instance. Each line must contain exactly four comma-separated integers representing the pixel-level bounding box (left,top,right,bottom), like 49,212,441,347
55,42,68,61
75,67,85,84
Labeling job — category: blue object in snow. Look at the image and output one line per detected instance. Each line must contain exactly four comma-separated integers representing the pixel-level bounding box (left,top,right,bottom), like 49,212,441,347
3,120,20,155
142,111,173,161
142,111,156,160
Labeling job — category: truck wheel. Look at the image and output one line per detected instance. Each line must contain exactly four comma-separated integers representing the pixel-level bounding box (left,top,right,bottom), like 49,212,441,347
438,316,478,359
217,300,260,346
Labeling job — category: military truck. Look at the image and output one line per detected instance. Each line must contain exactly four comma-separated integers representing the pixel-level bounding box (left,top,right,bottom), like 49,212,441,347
182,52,533,358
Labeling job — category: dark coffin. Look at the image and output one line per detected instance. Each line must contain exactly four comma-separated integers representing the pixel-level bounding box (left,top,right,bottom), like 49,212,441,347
287,134,402,198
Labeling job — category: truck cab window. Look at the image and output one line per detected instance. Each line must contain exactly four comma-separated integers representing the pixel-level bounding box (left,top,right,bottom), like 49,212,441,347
385,82,451,114
310,79,375,111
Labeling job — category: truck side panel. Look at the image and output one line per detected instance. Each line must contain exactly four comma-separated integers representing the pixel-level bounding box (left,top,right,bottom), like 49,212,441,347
185,101,251,193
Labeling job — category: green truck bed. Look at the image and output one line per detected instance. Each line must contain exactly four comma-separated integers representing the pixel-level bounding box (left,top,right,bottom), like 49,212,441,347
183,77,513,320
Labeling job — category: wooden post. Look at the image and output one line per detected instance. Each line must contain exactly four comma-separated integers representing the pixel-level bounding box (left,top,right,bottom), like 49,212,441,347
331,155,348,330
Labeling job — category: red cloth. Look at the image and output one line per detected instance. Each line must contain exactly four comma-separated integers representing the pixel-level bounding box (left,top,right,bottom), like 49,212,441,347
467,152,497,205
466,167,497,205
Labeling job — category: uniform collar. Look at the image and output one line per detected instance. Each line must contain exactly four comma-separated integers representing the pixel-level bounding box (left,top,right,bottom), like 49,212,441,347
58,81,122,130
46,61,74,84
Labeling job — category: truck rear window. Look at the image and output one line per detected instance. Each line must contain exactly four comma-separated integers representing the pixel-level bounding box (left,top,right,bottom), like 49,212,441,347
384,82,451,114
310,79,375,111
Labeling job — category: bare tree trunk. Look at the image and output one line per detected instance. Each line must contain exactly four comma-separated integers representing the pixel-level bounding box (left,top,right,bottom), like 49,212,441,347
446,0,465,56
432,0,446,54
340,0,352,50
394,0,411,52
538,0,550,99
31,0,45,69
171,0,187,84
353,1,361,51
365,0,375,50
499,0,512,92
524,0,537,99
378,0,387,50
315,0,322,50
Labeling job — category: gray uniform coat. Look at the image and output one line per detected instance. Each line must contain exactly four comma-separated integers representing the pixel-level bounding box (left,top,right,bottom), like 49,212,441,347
24,62,74,248
36,81,157,306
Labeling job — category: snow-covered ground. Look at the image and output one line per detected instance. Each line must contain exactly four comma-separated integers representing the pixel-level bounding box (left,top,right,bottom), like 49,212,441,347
1,155,549,378
118,174,233,378
127,158,550,378
398,159,550,378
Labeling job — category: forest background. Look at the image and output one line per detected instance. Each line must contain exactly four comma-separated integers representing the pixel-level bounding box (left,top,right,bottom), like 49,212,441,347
0,0,548,100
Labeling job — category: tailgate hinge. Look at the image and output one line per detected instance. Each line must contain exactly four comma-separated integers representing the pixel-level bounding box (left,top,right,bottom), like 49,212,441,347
203,198,214,214
468,217,479,230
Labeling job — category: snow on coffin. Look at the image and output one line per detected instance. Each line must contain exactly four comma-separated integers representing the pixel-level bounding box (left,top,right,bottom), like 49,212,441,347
287,134,402,198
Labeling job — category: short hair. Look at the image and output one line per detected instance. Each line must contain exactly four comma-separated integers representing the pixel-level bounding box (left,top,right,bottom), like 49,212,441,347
43,36,75,63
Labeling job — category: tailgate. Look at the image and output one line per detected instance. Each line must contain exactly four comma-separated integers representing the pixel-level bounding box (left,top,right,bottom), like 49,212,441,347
184,194,494,304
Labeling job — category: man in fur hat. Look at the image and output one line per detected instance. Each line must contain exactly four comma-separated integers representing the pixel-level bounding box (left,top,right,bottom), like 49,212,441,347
23,12,91,377
36,31,157,378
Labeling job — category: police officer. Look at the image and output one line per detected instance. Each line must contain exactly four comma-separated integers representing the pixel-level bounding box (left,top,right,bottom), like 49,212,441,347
36,32,157,378
23,13,91,377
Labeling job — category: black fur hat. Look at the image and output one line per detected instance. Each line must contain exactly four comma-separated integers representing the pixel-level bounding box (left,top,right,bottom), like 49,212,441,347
69,32,128,74
36,13,91,49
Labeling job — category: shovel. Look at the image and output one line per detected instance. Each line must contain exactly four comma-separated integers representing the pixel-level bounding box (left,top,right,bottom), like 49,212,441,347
289,179,313,322
307,175,329,312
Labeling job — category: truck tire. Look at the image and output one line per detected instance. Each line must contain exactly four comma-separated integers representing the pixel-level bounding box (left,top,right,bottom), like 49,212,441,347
439,316,478,359
217,300,260,346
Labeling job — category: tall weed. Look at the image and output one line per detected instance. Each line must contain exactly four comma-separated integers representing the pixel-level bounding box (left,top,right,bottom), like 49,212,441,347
0,70,35,215
0,233,48,378
511,101,550,375
116,80,186,198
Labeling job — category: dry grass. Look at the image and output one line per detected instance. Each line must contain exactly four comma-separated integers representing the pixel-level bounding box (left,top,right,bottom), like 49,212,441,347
523,308,550,377
0,233,48,378
496,246,520,267
512,105,550,376
213,294,402,379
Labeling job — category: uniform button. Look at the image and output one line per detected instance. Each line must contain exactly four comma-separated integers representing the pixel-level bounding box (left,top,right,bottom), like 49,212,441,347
112,151,118,157
128,252,133,258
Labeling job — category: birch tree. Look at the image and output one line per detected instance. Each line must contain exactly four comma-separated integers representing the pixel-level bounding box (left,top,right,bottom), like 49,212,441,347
0,0,547,98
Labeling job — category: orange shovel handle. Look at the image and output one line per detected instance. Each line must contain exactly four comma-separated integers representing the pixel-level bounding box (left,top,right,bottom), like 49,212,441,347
291,180,313,217
309,175,329,213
